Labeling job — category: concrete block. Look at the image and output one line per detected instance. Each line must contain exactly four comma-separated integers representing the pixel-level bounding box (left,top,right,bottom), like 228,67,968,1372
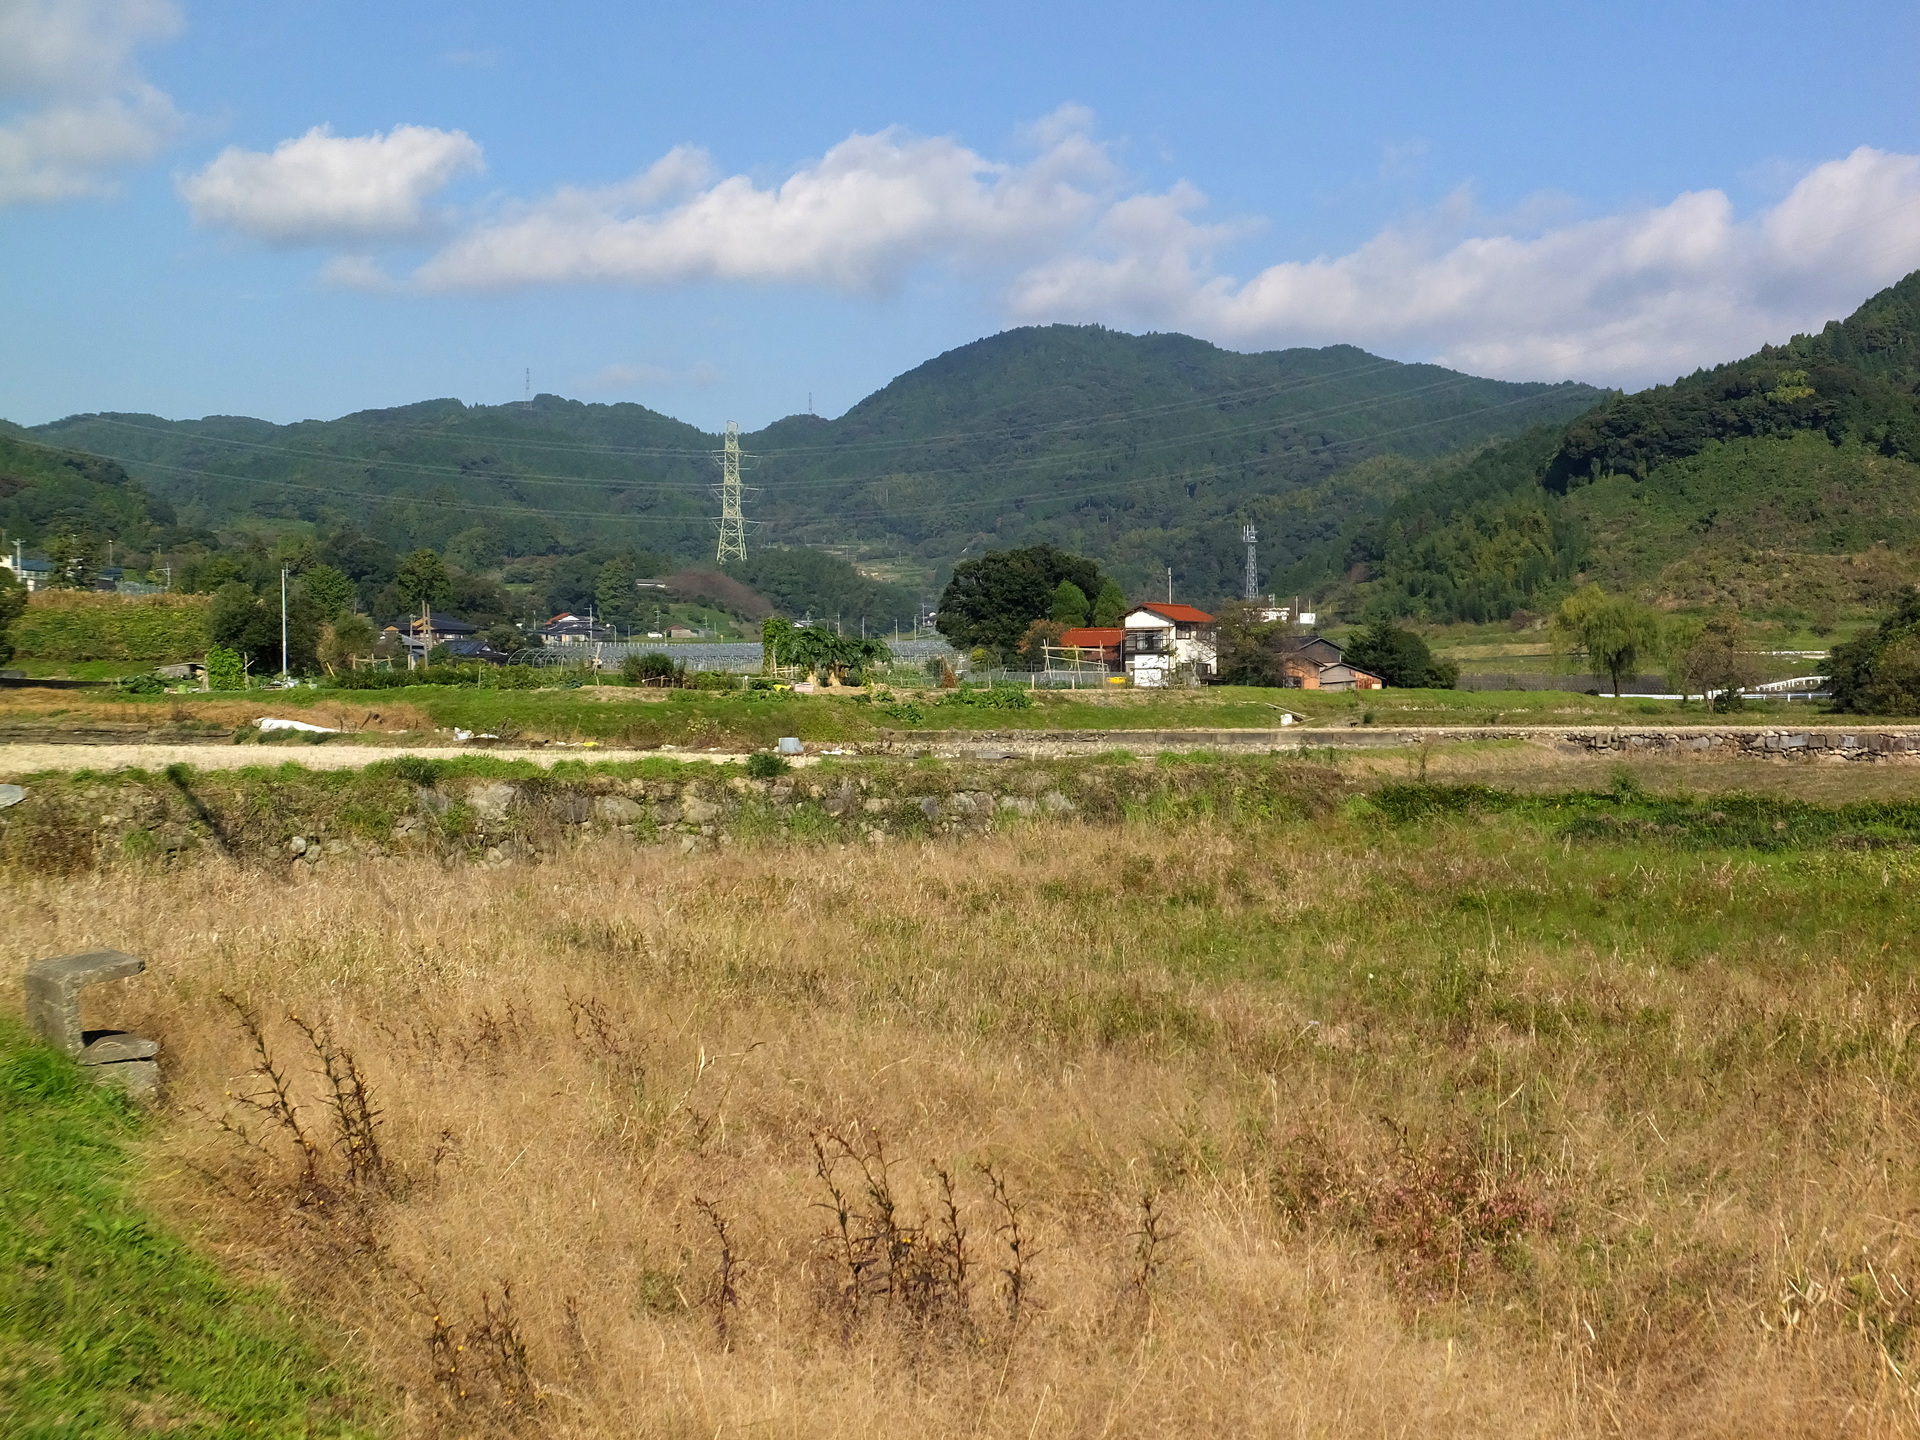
90,1059,159,1100
80,1032,160,1063
25,950,144,1056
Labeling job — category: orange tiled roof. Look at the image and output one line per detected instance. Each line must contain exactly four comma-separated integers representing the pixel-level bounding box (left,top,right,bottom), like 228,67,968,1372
1134,603,1215,624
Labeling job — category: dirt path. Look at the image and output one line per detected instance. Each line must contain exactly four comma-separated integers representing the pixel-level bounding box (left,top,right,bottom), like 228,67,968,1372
0,742,757,775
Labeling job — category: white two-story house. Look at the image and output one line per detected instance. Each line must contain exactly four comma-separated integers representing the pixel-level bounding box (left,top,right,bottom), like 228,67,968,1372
1122,603,1217,686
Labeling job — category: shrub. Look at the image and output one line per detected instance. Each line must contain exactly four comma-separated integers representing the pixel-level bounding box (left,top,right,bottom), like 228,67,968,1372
12,592,212,663
746,751,791,779
204,644,246,691
940,682,1033,710
623,652,685,686
326,662,553,691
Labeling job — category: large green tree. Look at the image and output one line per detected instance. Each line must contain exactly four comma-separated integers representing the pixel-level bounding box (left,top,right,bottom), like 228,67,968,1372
394,549,451,615
208,581,321,675
1830,588,1920,714
595,555,639,629
1049,580,1090,626
1344,620,1457,688
1551,585,1665,696
298,563,356,624
936,545,1105,658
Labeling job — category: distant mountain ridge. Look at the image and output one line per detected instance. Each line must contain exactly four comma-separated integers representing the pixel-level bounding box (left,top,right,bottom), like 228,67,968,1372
25,327,1604,601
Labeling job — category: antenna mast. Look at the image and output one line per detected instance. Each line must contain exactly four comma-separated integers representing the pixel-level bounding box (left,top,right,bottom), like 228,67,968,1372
1242,524,1258,601
715,421,747,564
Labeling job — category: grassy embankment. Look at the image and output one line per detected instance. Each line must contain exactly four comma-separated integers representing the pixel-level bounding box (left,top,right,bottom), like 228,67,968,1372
0,679,1872,752
0,1017,379,1436
10,752,1920,1436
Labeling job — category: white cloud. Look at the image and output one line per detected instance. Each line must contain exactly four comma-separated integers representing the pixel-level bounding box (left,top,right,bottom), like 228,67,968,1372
180,124,484,245
1007,145,1920,387
0,0,182,205
412,108,1115,292
291,103,1920,388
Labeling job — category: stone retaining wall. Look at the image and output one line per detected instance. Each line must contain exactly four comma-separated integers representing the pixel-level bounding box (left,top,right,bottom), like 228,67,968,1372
867,726,1920,760
0,759,1335,874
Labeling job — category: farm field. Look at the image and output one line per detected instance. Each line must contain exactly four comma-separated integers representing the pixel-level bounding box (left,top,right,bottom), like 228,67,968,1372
0,679,1873,754
8,749,1920,1435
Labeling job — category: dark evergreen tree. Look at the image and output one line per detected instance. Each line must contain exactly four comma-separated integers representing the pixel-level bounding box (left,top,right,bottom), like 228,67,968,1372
936,545,1105,657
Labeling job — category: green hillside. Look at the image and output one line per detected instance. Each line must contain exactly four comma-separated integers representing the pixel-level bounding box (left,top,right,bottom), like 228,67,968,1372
25,328,1601,602
1307,270,1920,622
0,424,173,550
739,328,1600,596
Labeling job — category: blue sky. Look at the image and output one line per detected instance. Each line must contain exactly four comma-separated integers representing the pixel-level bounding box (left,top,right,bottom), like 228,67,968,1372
3,0,1919,431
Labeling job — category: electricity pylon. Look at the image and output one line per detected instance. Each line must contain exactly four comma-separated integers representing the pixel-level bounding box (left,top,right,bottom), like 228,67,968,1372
715,421,747,564
1242,524,1258,601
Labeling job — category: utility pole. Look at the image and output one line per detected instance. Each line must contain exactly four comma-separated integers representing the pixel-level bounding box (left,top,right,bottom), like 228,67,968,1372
279,568,289,682
1166,566,1173,603
1243,525,1258,601
715,421,747,564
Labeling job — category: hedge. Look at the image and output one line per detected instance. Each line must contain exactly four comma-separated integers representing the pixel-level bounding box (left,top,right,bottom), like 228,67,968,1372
12,592,211,662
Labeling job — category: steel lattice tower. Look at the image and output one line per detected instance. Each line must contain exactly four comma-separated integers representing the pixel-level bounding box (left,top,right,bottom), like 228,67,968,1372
1242,524,1258,601
715,421,747,564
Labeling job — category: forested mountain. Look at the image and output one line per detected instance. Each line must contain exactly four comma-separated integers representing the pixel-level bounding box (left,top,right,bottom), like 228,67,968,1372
0,424,177,551
24,327,1601,602
1299,270,1920,622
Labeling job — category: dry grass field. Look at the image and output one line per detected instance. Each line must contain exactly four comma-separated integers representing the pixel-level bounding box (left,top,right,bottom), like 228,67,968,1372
11,763,1920,1437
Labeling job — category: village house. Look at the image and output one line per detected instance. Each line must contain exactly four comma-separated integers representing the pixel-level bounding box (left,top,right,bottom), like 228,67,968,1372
1274,635,1382,691
411,612,479,644
1,553,52,590
1122,603,1217,686
1060,606,1382,690
540,612,614,644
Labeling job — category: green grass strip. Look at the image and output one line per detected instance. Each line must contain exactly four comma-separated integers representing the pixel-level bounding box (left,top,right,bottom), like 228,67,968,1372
0,1018,382,1439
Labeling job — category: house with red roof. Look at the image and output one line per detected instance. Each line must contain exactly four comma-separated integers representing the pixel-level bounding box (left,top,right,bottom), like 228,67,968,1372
1122,602,1217,686
1056,626,1125,670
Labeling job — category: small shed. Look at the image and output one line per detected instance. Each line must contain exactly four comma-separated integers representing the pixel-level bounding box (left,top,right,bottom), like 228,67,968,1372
1313,662,1383,692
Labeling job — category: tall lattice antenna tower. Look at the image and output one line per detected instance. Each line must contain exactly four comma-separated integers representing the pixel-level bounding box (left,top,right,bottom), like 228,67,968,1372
1242,524,1258,601
715,421,747,564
